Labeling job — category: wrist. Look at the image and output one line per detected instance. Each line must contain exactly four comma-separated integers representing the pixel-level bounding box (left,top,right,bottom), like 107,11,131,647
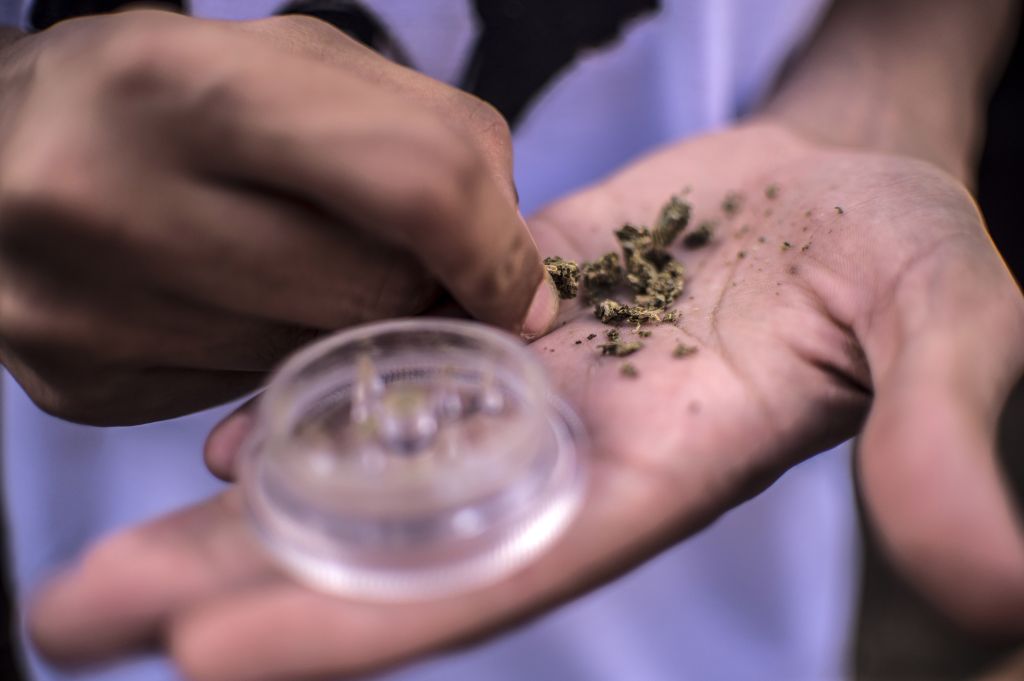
757,0,1018,188
759,91,980,186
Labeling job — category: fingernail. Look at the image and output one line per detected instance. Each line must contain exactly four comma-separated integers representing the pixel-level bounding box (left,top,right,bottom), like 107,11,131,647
521,273,559,341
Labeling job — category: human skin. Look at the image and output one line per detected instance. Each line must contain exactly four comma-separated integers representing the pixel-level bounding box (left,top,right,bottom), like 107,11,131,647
26,0,1024,679
0,10,557,425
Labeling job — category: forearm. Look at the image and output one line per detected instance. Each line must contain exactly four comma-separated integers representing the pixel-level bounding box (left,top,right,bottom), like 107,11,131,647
761,0,1019,185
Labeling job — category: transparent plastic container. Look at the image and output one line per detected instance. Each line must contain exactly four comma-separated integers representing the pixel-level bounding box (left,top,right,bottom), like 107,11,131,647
240,318,587,600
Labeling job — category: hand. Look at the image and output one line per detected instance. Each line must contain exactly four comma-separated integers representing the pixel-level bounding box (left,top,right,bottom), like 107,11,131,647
27,123,1024,680
0,10,554,425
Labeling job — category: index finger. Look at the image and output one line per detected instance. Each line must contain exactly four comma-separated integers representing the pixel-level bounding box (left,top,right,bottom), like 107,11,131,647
173,33,557,336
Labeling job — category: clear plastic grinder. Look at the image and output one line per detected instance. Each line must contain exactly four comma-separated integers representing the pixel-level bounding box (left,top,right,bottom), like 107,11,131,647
239,318,588,600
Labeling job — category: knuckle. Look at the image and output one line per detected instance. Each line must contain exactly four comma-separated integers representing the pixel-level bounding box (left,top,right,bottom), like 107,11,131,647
461,95,512,145
48,14,197,100
94,30,187,94
391,125,485,229
246,13,339,41
446,95,516,200
0,154,104,252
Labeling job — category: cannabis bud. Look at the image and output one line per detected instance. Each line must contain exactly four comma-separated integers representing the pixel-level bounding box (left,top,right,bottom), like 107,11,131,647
544,256,581,299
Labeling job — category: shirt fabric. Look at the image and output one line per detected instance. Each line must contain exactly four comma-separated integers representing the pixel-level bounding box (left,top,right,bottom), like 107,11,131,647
0,1,857,680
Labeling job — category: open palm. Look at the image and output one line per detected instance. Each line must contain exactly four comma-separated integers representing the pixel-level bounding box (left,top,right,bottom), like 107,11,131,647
29,123,1024,681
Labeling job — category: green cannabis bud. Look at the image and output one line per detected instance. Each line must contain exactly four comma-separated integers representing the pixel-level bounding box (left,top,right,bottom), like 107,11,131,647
544,256,581,299
580,252,624,297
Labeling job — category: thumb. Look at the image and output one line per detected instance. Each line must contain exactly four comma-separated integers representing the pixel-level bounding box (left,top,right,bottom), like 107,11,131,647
204,398,259,482
857,238,1024,636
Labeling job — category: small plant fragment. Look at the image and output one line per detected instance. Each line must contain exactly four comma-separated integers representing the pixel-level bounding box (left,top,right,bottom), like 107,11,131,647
580,252,623,300
673,342,698,358
620,363,639,378
781,241,793,250
683,221,714,249
574,339,582,345
653,195,691,246
835,206,844,215
722,192,743,216
737,250,747,259
801,243,811,252
599,328,644,357
765,184,780,199
594,299,666,325
544,256,580,299
542,193,695,364
615,224,687,308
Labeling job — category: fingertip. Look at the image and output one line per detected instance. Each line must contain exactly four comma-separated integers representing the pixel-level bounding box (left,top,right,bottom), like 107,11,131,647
205,405,257,482
520,272,560,341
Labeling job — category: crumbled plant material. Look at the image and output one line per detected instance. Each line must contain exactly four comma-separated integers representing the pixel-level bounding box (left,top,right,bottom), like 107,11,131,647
580,252,623,300
595,299,666,325
781,241,793,250
765,184,779,199
599,328,644,357
595,299,627,324
835,206,844,215
722,192,743,216
613,224,687,308
683,221,714,249
542,194,698,364
620,362,639,378
673,342,698,358
653,195,691,246
634,261,685,308
544,256,580,299
801,243,811,252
